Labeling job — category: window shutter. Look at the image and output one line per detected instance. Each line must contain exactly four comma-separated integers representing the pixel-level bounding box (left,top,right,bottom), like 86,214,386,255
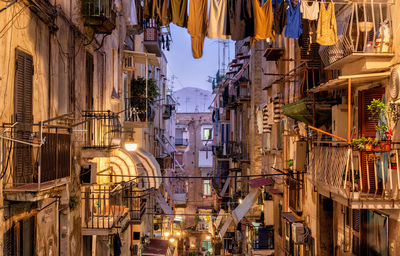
14,49,33,184
359,88,385,194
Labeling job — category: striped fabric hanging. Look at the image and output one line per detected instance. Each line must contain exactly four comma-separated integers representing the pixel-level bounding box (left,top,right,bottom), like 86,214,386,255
263,104,272,133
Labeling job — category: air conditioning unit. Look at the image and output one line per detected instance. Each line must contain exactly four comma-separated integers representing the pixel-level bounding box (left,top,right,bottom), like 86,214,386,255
292,223,305,244
123,55,135,71
390,67,400,103
80,162,97,184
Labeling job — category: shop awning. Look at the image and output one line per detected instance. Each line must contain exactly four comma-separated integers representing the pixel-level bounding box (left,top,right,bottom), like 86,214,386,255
281,98,332,126
310,71,390,93
142,239,170,256
232,188,261,224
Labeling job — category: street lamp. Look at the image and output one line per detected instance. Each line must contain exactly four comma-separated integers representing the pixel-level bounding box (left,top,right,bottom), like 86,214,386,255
205,235,211,240
125,141,138,151
169,237,175,243
163,232,170,237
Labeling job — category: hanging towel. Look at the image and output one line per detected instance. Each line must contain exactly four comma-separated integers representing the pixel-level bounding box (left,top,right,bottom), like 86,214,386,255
171,0,188,27
208,0,230,40
316,2,337,45
187,0,208,58
285,0,302,39
273,0,286,35
251,0,274,45
144,0,170,26
300,0,319,21
225,0,254,41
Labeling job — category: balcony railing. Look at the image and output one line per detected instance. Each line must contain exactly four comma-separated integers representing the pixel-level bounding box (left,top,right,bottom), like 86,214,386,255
81,0,116,34
124,97,154,123
175,138,188,146
319,2,393,69
82,111,121,149
144,26,162,57
82,184,145,231
1,123,71,192
227,141,249,161
308,145,400,208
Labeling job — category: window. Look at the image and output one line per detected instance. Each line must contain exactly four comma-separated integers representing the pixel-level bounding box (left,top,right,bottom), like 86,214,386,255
203,180,211,196
203,128,212,140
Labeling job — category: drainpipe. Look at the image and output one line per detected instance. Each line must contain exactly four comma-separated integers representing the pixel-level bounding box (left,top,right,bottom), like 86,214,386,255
48,30,52,120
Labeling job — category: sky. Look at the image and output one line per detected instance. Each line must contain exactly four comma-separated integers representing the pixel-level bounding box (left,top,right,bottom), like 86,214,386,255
164,24,235,92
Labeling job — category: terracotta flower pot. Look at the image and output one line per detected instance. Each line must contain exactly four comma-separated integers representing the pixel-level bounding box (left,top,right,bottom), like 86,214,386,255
365,144,373,151
384,141,391,152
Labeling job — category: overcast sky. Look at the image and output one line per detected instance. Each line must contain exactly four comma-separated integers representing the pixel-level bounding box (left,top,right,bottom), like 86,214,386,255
164,24,235,92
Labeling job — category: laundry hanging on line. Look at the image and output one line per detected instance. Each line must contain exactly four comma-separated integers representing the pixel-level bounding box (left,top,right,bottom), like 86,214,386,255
143,0,341,58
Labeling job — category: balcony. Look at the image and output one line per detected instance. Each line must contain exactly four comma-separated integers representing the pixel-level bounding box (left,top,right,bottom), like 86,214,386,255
319,2,393,74
82,184,145,235
124,97,155,128
308,145,400,209
144,27,162,57
1,124,70,200
82,111,121,149
81,0,116,34
175,138,188,146
227,141,250,162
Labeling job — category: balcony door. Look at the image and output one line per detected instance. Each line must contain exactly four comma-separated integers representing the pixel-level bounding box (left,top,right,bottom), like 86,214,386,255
359,87,385,194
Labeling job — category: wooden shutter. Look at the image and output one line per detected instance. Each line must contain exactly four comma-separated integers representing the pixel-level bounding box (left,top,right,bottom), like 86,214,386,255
14,49,33,184
359,88,385,193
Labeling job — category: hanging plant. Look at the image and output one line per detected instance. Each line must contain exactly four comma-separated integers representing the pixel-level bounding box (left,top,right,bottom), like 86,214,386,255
69,195,79,211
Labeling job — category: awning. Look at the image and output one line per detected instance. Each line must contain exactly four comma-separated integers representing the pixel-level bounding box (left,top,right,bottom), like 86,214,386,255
232,188,261,224
142,239,170,256
163,182,175,202
219,176,231,197
219,216,233,238
93,148,161,189
248,177,274,188
123,50,159,66
135,148,162,188
282,212,301,223
310,71,390,93
231,60,250,82
154,190,174,220
215,209,225,229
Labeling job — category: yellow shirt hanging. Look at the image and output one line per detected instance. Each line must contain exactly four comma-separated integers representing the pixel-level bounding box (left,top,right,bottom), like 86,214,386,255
316,2,337,46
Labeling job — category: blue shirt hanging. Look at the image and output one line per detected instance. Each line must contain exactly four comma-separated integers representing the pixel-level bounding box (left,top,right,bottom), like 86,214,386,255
285,0,302,39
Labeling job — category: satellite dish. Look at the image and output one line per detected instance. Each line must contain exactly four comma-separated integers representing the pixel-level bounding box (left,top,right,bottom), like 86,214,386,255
390,67,400,100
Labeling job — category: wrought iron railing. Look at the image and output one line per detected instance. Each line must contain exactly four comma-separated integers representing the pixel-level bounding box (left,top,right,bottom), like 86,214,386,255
175,138,188,146
227,141,249,161
82,184,145,229
308,145,400,202
82,111,121,149
319,2,393,67
124,97,154,122
81,0,116,21
1,123,71,191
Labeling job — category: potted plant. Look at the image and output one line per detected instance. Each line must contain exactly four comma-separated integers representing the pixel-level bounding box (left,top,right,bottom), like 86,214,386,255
365,137,373,151
350,137,366,151
367,99,393,151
